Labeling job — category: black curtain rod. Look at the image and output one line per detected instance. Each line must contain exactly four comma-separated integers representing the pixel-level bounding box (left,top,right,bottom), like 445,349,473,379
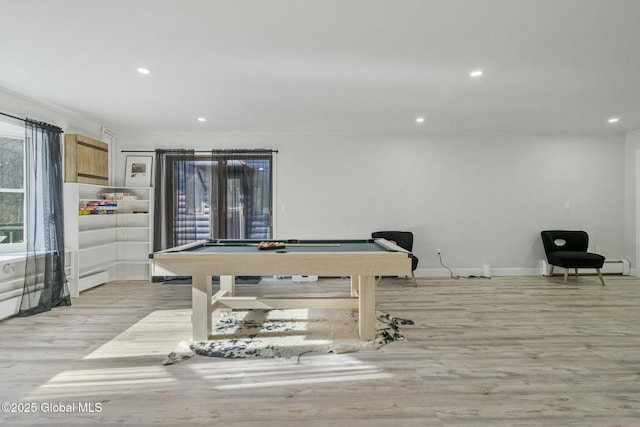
0,111,26,122
1,111,64,133
121,149,278,154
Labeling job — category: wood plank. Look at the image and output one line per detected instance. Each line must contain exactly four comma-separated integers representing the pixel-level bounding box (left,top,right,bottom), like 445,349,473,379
153,250,411,277
64,134,109,184
191,274,212,340
219,275,235,295
1,276,640,426
64,137,78,182
358,275,376,340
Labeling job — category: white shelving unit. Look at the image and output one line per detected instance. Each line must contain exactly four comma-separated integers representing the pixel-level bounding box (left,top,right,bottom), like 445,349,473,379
64,183,153,297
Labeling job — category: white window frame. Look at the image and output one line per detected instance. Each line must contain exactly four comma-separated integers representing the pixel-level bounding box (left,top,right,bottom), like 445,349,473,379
0,119,26,254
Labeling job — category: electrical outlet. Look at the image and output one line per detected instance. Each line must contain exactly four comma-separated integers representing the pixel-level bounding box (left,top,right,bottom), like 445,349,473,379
436,248,441,255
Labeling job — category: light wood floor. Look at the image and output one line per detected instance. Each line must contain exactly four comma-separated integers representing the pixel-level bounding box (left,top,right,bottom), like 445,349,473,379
1,274,640,426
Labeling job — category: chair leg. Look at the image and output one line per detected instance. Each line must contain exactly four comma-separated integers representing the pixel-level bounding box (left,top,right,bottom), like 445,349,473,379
376,276,382,286
575,268,579,278
549,265,554,276
563,268,569,284
596,269,605,286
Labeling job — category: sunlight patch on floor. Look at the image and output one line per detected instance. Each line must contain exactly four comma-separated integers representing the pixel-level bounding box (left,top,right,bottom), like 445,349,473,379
188,353,394,390
83,309,192,360
27,365,176,399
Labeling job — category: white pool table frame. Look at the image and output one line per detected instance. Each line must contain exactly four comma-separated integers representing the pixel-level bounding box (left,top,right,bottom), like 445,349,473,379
151,238,411,341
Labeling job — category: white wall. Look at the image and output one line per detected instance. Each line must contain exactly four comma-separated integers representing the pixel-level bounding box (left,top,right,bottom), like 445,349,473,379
115,131,627,276
0,87,104,139
625,129,640,275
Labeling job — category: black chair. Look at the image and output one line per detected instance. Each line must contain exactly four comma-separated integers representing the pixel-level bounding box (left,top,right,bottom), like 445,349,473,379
540,230,605,286
371,231,418,287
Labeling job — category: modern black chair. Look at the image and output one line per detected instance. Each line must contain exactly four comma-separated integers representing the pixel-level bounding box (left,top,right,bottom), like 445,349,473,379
540,230,605,286
371,231,418,287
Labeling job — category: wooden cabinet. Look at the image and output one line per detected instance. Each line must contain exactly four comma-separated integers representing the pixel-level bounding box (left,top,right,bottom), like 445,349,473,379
64,134,109,185
64,183,153,296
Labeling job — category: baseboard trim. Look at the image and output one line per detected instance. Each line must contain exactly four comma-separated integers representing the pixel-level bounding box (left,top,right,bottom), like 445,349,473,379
415,267,541,278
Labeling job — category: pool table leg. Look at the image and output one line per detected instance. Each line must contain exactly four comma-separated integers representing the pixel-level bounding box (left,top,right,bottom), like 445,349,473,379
350,276,359,297
219,275,236,296
358,275,376,341
192,274,212,341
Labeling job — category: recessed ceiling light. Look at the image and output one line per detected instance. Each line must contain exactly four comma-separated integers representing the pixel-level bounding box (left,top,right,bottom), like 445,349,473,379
415,117,425,123
137,67,151,75
608,117,620,124
469,69,483,78
197,117,207,122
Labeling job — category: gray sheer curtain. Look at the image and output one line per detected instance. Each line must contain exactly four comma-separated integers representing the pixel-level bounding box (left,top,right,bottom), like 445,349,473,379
152,148,273,251
153,149,197,252
19,119,70,316
212,150,272,239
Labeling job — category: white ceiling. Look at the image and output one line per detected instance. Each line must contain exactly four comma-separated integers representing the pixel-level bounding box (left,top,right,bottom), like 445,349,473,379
1,0,640,134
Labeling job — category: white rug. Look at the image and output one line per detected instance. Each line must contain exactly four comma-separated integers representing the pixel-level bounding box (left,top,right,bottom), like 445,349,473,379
162,309,413,364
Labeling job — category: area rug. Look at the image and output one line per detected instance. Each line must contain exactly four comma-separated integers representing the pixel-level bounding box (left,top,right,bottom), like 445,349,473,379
162,309,413,365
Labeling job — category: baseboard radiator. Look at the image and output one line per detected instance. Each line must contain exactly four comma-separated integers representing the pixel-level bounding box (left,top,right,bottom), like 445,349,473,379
600,258,631,275
0,257,73,321
542,259,630,276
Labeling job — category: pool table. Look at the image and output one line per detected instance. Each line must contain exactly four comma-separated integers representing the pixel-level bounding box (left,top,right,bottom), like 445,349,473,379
151,238,412,341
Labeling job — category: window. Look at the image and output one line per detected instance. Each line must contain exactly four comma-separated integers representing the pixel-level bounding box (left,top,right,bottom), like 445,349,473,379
173,155,273,244
0,120,25,251
155,150,274,249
